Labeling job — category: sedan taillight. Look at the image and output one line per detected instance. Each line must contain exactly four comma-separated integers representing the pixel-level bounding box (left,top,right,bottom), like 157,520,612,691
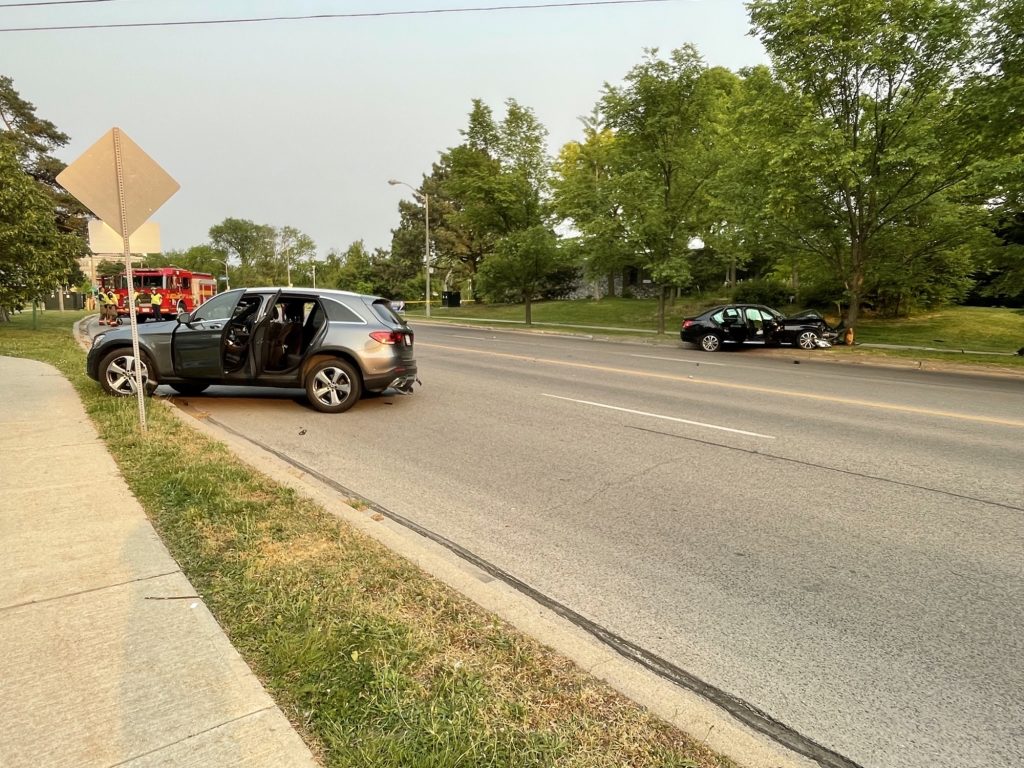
682,319,694,329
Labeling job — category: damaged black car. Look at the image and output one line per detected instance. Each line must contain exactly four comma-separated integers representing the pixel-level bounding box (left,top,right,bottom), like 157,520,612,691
680,304,838,352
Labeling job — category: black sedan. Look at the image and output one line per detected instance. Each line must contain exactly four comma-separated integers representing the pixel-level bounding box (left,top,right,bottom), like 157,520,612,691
87,287,418,413
680,304,837,352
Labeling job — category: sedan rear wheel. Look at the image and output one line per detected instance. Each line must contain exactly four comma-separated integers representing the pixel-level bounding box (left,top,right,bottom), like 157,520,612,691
699,333,722,352
99,348,156,397
305,358,361,413
797,330,819,350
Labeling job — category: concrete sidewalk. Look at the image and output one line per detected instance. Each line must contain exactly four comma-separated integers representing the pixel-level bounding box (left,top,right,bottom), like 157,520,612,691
0,356,317,768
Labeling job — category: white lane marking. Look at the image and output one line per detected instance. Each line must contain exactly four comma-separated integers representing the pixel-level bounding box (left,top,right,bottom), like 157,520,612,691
451,334,515,342
543,394,776,439
631,354,728,367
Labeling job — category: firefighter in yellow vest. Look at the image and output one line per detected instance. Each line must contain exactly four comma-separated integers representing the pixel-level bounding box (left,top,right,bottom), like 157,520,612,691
151,290,164,320
101,290,115,325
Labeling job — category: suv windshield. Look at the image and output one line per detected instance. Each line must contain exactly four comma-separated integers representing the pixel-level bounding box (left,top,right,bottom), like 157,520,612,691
191,290,241,322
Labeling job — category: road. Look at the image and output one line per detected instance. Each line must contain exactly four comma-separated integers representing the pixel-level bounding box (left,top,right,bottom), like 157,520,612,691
129,319,1023,768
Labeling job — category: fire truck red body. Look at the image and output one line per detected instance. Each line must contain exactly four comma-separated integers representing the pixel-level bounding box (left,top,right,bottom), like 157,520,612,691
103,267,218,321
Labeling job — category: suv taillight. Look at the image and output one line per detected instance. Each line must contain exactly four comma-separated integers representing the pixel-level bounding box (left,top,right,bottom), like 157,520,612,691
370,330,403,345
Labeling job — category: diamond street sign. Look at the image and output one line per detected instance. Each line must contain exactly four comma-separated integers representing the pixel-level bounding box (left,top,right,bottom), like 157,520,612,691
57,128,179,238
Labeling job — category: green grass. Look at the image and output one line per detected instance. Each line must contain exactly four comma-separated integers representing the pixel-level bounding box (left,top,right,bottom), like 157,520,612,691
853,306,1024,353
0,310,734,768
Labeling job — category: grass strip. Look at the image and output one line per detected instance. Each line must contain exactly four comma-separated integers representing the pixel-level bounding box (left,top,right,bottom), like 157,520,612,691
0,310,735,768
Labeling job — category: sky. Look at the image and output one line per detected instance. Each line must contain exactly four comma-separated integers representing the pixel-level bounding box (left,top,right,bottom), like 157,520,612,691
1,0,769,259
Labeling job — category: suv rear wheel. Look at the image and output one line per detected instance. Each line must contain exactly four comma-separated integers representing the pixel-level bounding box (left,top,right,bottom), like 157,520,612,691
305,358,361,413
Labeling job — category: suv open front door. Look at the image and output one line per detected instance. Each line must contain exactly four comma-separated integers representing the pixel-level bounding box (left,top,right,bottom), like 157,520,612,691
172,289,243,378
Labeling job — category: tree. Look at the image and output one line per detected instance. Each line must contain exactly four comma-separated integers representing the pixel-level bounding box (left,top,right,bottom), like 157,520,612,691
424,158,493,302
439,98,555,318
552,108,635,297
600,47,737,332
208,218,274,286
0,76,87,319
0,76,90,242
0,143,81,320
331,240,376,294
969,0,1024,302
746,0,993,328
272,225,316,287
477,225,567,324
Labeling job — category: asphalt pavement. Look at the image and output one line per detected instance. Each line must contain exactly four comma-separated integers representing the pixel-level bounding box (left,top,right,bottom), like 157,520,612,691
0,354,317,768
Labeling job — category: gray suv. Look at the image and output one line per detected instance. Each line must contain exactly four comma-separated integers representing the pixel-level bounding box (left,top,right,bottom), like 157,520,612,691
87,287,418,413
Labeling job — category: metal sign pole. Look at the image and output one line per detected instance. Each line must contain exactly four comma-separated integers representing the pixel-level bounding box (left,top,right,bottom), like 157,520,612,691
113,128,147,432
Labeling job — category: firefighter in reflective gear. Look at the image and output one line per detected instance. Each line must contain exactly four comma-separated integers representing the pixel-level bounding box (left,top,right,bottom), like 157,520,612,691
151,290,163,320
102,290,118,325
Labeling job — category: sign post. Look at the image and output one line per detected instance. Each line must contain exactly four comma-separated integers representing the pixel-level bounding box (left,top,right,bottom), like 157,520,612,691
57,128,179,432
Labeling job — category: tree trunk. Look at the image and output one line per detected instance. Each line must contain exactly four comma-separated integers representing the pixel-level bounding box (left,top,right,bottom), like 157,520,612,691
845,269,863,329
656,284,666,335
606,272,615,298
524,294,532,326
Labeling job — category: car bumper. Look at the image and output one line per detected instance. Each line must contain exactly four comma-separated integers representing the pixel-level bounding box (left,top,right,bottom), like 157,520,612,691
364,362,418,392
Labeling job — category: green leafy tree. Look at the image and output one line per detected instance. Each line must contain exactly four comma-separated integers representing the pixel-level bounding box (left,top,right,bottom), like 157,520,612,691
271,225,317,287
208,218,274,286
0,76,87,318
388,178,434,302
0,75,89,241
552,107,634,297
0,144,81,320
600,47,736,332
426,158,493,302
747,0,993,327
331,240,376,294
968,0,1024,301
439,99,555,317
477,225,567,323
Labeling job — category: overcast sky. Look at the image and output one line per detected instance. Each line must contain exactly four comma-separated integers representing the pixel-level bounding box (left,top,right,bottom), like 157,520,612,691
2,0,768,258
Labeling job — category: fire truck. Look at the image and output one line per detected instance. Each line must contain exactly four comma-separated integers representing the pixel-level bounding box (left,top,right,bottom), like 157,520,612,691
103,267,218,322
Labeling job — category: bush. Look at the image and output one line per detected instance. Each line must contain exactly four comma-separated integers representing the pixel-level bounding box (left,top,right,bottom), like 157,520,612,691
733,278,790,307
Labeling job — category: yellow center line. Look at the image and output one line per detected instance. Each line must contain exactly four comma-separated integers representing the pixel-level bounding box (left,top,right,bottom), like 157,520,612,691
421,342,1024,429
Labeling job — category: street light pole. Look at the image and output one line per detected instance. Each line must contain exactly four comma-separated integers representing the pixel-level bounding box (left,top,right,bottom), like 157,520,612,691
214,259,230,291
388,179,430,317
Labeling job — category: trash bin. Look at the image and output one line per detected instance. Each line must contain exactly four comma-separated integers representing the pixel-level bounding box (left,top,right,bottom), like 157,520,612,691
441,291,461,308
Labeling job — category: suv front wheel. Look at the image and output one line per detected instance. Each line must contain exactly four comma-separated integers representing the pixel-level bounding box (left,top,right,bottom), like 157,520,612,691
305,358,361,413
99,348,156,397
